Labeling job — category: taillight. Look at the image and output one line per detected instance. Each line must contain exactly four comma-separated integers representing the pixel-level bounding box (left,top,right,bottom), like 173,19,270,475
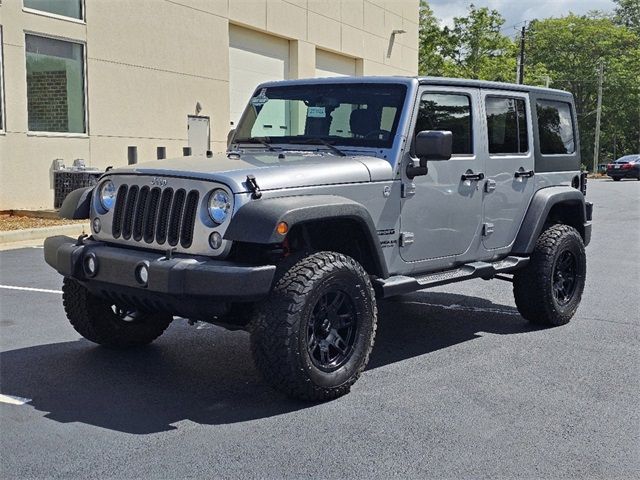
607,163,613,169
622,163,632,169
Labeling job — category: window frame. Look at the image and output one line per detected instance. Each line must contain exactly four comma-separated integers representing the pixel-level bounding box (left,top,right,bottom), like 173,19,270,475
0,26,6,134
413,90,475,158
485,94,531,157
536,99,576,157
22,0,86,24
24,31,89,137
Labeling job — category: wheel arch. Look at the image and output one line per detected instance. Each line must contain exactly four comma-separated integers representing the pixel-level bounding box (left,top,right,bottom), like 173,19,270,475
512,186,590,255
224,195,389,278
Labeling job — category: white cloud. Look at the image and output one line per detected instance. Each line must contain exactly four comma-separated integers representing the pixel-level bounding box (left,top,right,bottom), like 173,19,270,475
429,0,616,32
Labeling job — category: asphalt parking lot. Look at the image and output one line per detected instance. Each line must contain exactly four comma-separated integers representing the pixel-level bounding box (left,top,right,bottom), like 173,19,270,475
1,179,638,479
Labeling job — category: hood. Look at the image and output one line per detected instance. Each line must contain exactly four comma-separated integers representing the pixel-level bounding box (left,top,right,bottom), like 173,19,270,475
108,151,394,193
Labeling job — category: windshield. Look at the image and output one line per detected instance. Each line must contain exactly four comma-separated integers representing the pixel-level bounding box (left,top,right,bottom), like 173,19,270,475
233,83,407,149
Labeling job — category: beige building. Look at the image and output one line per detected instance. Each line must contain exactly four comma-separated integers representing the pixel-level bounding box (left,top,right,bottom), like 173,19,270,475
0,0,419,210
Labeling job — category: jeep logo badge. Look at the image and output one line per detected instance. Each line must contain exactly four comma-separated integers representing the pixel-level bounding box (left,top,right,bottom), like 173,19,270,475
151,177,168,187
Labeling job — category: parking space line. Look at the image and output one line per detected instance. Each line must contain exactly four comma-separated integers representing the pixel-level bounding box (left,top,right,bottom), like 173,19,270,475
0,394,32,406
0,285,62,295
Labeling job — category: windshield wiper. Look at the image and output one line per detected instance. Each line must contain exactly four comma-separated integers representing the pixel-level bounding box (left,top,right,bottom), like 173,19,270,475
234,137,280,152
300,138,346,157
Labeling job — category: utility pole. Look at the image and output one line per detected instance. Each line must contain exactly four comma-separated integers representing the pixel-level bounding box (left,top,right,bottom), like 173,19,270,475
593,59,604,174
518,26,526,84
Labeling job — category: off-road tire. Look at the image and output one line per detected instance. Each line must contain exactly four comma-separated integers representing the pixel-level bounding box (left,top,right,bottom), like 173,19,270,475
513,224,586,326
62,278,173,348
250,252,377,401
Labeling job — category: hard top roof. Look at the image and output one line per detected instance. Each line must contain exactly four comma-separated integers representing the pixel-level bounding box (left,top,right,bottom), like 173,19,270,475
257,75,572,98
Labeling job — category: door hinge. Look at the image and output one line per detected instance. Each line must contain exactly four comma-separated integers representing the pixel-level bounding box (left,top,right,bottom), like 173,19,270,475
400,232,415,246
401,182,416,198
482,223,495,236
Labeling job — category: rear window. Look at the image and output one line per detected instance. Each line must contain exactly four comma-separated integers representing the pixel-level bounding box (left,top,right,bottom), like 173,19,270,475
537,100,575,155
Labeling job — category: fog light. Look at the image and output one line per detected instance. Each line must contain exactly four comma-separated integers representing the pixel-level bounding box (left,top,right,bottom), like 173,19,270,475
209,231,223,250
135,263,149,285
92,217,101,233
84,253,98,277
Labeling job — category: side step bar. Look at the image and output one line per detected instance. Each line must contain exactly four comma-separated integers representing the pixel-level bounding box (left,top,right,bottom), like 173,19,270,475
374,256,529,298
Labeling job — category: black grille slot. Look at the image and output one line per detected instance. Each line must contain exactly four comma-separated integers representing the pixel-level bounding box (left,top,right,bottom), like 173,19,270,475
109,183,198,248
111,184,128,238
143,187,161,243
122,185,139,240
180,190,199,248
167,189,186,247
156,188,173,245
132,186,149,241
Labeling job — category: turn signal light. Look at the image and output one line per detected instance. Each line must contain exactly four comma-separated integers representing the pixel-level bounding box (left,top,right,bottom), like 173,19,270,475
276,222,288,235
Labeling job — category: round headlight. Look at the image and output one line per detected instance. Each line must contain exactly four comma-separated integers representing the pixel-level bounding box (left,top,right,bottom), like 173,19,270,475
208,189,231,224
99,180,117,211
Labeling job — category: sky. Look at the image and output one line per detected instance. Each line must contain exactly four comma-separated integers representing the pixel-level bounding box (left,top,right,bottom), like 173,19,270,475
429,0,617,33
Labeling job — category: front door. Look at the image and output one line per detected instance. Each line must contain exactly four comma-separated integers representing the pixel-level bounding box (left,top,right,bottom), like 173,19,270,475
480,91,535,250
400,87,484,264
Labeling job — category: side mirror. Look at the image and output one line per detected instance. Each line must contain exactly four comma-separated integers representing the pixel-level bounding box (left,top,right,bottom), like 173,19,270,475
407,130,453,179
227,128,236,149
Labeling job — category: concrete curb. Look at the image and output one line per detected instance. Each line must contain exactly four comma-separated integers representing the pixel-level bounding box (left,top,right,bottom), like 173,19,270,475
0,223,89,246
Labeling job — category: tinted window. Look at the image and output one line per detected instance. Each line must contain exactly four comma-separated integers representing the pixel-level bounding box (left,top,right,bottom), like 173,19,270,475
25,35,86,133
486,97,528,154
415,93,472,155
24,0,83,19
537,100,575,154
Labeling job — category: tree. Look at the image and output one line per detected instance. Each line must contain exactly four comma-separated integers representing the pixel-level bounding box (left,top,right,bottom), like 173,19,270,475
418,3,518,81
614,0,640,33
418,1,448,76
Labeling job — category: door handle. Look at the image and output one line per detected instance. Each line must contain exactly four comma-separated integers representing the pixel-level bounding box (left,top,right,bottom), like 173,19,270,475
514,169,535,178
461,171,485,181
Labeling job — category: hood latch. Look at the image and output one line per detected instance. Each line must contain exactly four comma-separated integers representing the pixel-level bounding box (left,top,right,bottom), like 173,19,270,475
246,175,262,199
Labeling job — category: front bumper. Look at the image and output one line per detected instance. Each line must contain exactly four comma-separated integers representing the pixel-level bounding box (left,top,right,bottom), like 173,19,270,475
44,236,276,318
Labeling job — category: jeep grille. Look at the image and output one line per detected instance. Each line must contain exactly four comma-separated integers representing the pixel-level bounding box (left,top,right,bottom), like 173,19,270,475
111,184,199,249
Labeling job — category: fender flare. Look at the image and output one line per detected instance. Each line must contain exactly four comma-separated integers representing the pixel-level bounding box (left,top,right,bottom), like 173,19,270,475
512,186,589,255
59,187,93,219
224,195,389,278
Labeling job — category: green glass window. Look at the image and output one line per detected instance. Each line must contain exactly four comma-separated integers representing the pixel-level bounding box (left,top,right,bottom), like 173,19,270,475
24,0,83,20
25,34,86,133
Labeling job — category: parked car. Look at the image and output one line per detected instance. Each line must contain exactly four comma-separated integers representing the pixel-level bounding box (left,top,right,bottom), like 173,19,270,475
45,77,592,401
606,154,640,181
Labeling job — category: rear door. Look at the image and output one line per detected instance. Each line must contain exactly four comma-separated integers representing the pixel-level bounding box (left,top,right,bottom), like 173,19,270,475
481,90,535,250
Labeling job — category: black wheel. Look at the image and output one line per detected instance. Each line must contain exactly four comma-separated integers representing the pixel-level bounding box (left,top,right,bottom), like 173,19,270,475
62,278,173,348
513,224,586,326
613,177,621,181
250,252,377,401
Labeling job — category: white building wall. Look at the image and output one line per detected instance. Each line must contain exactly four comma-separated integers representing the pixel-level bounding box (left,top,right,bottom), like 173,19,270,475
0,0,419,210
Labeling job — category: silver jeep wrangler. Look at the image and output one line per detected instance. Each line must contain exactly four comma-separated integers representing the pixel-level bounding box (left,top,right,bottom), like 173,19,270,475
45,77,592,401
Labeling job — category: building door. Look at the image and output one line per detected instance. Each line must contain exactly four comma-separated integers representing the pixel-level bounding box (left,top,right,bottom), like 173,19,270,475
480,91,535,250
187,115,210,156
228,25,289,127
400,86,484,264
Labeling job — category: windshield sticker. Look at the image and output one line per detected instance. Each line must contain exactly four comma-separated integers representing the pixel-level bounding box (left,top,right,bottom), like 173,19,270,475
308,106,326,118
251,88,269,107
